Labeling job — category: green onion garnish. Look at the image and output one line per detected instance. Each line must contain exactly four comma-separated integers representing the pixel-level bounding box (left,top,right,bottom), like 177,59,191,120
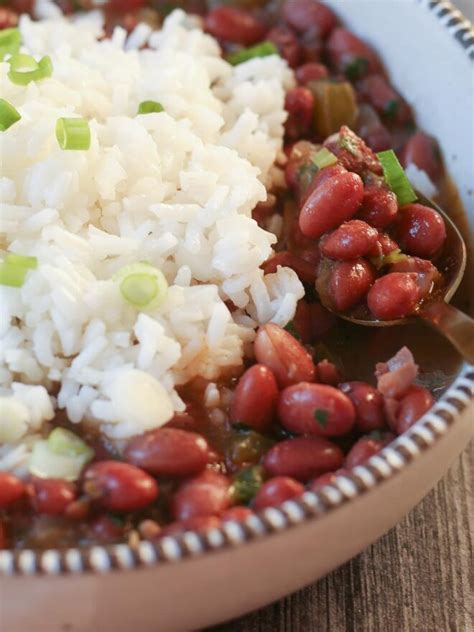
227,41,278,66
0,263,29,287
7,53,53,86
137,100,164,115
115,262,168,310
56,117,91,151
377,149,417,206
48,427,94,459
0,28,21,61
370,248,408,270
0,98,21,132
5,253,38,269
312,148,338,170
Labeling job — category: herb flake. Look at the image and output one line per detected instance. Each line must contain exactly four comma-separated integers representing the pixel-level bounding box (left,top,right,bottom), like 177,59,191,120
314,408,329,428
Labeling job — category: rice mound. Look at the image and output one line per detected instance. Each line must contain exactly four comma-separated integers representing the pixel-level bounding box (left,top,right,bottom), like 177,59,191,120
0,9,304,469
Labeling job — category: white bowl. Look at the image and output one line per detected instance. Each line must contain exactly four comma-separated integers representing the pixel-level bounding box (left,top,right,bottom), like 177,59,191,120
0,1,473,630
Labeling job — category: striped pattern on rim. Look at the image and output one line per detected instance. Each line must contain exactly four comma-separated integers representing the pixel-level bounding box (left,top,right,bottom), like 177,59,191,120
417,0,474,59
0,363,472,577
0,0,473,577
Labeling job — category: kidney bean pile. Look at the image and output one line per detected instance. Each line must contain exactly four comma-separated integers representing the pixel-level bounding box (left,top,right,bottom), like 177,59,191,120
1,0,453,549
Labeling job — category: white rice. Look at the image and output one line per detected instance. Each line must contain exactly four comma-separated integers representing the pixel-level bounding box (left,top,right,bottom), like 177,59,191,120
0,9,304,469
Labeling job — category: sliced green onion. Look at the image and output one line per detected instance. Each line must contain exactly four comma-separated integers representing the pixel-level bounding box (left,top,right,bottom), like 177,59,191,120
370,248,408,270
137,100,164,115
344,56,369,81
8,53,53,86
56,117,91,150
0,98,21,132
48,427,94,459
0,262,29,287
377,149,417,206
0,28,21,61
5,253,37,269
114,262,168,310
312,147,338,170
227,41,278,66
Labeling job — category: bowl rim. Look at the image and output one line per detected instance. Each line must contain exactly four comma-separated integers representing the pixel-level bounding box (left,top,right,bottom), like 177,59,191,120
1,0,473,579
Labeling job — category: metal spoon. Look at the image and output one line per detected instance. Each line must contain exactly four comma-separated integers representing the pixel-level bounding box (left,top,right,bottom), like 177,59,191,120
336,193,474,364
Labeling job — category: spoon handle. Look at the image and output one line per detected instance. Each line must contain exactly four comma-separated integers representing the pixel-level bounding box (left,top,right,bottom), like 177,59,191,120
419,301,474,364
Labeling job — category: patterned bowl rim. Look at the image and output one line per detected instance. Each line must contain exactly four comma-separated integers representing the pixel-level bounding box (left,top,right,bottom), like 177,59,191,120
1,0,473,578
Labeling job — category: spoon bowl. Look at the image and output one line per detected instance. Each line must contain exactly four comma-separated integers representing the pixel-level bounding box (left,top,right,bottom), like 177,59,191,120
334,193,474,363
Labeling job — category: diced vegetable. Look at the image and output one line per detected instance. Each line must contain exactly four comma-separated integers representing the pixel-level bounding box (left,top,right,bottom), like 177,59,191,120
0,98,21,132
370,248,408,270
137,100,164,115
5,253,37,269
227,41,278,65
0,262,29,287
0,28,21,61
377,149,417,206
312,147,338,170
310,80,359,138
114,262,168,310
48,427,94,459
56,118,91,151
231,465,265,504
30,434,94,482
8,54,53,85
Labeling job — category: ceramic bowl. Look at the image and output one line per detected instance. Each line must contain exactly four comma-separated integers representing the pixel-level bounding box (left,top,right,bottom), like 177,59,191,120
1,1,473,630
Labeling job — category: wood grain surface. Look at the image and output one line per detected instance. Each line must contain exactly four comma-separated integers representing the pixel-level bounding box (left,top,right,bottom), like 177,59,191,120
208,444,473,632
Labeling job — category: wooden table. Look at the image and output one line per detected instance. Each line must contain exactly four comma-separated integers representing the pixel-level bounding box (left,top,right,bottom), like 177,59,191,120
209,445,473,632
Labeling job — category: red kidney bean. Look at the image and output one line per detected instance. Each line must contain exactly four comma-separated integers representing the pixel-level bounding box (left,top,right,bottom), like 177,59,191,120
124,428,210,477
329,258,376,312
278,382,356,436
172,470,231,521
230,364,279,432
0,472,25,509
356,104,392,153
0,7,18,28
263,436,343,481
345,433,393,469
321,220,379,260
316,359,341,386
84,461,158,512
308,468,349,492
253,476,304,510
367,272,420,320
90,514,124,543
165,412,199,432
221,506,253,523
64,499,90,521
357,75,411,124
308,302,336,339
31,478,76,515
326,27,381,78
9,0,33,14
267,26,302,68
390,256,439,298
299,171,364,238
299,27,324,63
262,251,317,284
396,203,447,258
204,7,266,45
295,62,329,84
254,323,316,387
291,300,313,344
282,0,337,37
402,132,443,183
285,87,315,139
396,385,434,434
301,163,348,206
339,381,386,432
358,187,398,229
